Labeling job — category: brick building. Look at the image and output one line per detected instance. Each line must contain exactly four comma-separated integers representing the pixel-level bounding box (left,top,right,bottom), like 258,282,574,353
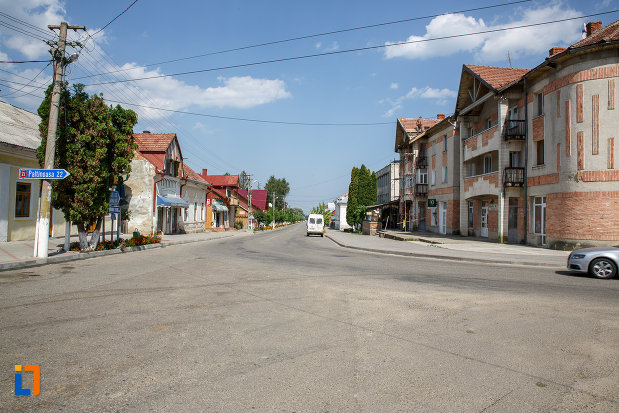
396,20,619,248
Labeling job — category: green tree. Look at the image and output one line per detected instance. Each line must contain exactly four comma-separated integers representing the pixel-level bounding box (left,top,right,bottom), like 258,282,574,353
346,167,359,229
37,83,138,251
265,176,290,210
238,170,250,190
310,202,331,227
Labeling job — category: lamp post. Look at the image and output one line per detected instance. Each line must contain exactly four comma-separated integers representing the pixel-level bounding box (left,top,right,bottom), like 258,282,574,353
248,179,259,229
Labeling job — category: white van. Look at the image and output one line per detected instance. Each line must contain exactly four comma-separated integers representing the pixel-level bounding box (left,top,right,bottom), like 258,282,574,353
306,214,324,237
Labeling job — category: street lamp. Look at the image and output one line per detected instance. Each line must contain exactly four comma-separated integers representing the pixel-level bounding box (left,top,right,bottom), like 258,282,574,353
248,179,259,230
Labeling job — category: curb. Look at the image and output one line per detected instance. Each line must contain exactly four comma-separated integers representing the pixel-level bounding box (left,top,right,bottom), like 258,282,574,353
0,232,246,273
325,234,562,269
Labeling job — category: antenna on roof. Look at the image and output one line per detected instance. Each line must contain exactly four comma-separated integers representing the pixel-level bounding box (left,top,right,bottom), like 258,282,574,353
507,51,512,68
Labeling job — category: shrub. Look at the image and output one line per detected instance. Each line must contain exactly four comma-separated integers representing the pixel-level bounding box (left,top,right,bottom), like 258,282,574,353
121,234,161,248
234,220,244,230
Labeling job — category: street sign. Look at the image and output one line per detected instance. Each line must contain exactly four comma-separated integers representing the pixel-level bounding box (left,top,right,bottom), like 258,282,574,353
110,190,120,206
428,199,437,207
19,168,70,179
109,205,121,214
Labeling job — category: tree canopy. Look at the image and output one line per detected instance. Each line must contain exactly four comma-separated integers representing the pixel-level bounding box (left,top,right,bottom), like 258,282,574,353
346,164,377,229
264,176,290,210
37,83,138,250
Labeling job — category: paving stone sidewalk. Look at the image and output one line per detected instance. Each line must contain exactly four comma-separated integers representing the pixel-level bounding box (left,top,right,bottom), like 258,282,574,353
325,229,569,268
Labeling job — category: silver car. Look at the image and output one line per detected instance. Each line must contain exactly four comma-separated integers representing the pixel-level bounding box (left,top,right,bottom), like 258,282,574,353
567,246,619,279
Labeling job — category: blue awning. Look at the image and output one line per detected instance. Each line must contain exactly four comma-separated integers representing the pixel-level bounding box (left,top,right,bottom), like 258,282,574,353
157,195,189,208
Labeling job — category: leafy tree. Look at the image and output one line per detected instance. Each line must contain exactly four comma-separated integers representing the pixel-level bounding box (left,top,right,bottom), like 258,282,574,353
346,165,377,229
310,202,332,227
37,83,138,251
265,176,290,210
346,167,359,229
238,170,250,189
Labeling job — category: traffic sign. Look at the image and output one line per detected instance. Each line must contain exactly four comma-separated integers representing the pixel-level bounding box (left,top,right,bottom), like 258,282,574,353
19,168,70,179
110,190,120,206
109,206,121,214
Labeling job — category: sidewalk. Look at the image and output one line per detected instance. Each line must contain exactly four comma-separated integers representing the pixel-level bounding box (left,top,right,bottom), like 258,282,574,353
0,230,252,272
325,229,569,268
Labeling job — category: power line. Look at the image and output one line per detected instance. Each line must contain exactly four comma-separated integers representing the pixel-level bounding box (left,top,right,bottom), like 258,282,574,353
0,62,51,98
0,20,51,42
0,59,51,64
89,0,141,38
72,0,534,80
82,10,619,87
0,11,55,39
103,99,394,126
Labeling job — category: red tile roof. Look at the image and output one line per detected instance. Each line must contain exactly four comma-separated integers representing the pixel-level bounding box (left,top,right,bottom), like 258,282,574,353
210,187,227,199
235,189,268,211
133,132,176,152
570,20,619,49
398,117,439,132
464,65,530,90
203,174,239,187
183,164,209,184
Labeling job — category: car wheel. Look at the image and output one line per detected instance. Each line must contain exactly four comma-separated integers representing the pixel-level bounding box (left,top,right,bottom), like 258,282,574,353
321,234,323,237
589,258,618,279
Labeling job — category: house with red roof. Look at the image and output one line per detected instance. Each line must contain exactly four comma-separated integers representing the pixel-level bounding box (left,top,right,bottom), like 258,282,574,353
395,19,618,248
124,131,191,235
180,165,210,233
453,20,618,247
234,188,269,229
199,169,241,230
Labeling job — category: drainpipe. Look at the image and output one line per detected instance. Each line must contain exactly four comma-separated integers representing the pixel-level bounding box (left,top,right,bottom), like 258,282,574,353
523,77,529,244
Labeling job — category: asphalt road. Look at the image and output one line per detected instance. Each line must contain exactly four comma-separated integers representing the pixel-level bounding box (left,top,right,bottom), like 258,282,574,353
2,224,618,412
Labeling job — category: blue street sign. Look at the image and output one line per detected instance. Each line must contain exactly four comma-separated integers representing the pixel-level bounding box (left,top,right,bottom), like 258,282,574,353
109,206,121,214
110,190,120,206
19,168,70,180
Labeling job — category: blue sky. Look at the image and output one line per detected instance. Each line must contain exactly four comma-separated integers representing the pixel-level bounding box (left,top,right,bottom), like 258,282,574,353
1,0,617,213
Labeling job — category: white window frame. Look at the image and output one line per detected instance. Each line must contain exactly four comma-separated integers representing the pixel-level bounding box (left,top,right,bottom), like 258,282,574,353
483,155,492,174
536,92,544,117
532,196,547,245
441,166,447,183
417,169,428,184
431,170,436,186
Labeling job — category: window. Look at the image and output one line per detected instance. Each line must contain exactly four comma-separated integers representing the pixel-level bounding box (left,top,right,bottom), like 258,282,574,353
468,201,474,230
536,92,544,116
510,151,520,167
417,169,428,184
15,182,31,218
317,218,323,225
431,170,436,185
309,218,315,224
468,162,475,177
442,166,447,183
485,118,492,130
483,155,492,174
536,140,545,165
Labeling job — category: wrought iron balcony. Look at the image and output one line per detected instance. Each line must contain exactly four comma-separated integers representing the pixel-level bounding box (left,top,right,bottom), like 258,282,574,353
416,156,428,168
502,119,526,140
503,167,525,187
415,183,428,196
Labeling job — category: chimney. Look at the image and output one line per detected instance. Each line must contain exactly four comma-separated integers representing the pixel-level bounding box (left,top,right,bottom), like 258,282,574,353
437,114,445,120
201,168,208,178
142,130,150,134
586,21,602,37
548,47,566,57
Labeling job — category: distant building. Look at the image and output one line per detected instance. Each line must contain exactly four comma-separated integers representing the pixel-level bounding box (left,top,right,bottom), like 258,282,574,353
376,161,399,205
333,194,350,231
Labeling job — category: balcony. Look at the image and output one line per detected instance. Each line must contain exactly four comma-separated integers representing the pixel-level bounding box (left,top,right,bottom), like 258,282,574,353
502,120,526,140
415,184,428,196
415,156,427,168
503,167,525,187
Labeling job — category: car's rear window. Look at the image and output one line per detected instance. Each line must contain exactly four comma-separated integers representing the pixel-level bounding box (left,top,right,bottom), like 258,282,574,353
317,218,323,225
309,218,315,224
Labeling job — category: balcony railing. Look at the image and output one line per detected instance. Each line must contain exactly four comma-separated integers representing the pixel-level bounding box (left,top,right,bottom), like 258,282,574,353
502,119,526,140
503,167,525,187
415,183,428,196
416,156,427,168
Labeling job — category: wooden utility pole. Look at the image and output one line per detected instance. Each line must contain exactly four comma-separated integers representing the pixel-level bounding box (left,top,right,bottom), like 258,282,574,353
35,22,85,258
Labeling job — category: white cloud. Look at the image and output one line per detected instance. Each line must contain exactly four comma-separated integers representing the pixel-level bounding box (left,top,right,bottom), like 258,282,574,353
315,41,339,52
0,0,67,59
390,83,399,90
384,3,583,62
381,86,456,117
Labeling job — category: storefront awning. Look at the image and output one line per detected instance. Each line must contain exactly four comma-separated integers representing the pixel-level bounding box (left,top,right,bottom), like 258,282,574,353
212,203,229,212
157,195,189,208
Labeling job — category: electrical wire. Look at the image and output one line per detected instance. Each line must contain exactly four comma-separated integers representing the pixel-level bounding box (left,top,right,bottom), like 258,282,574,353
0,62,52,98
82,10,619,87
0,11,55,39
89,0,140,39
73,0,534,80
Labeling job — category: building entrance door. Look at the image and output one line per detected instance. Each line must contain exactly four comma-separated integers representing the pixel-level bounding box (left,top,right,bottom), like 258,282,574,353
439,201,447,234
481,201,488,237
508,197,518,244
417,201,426,231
